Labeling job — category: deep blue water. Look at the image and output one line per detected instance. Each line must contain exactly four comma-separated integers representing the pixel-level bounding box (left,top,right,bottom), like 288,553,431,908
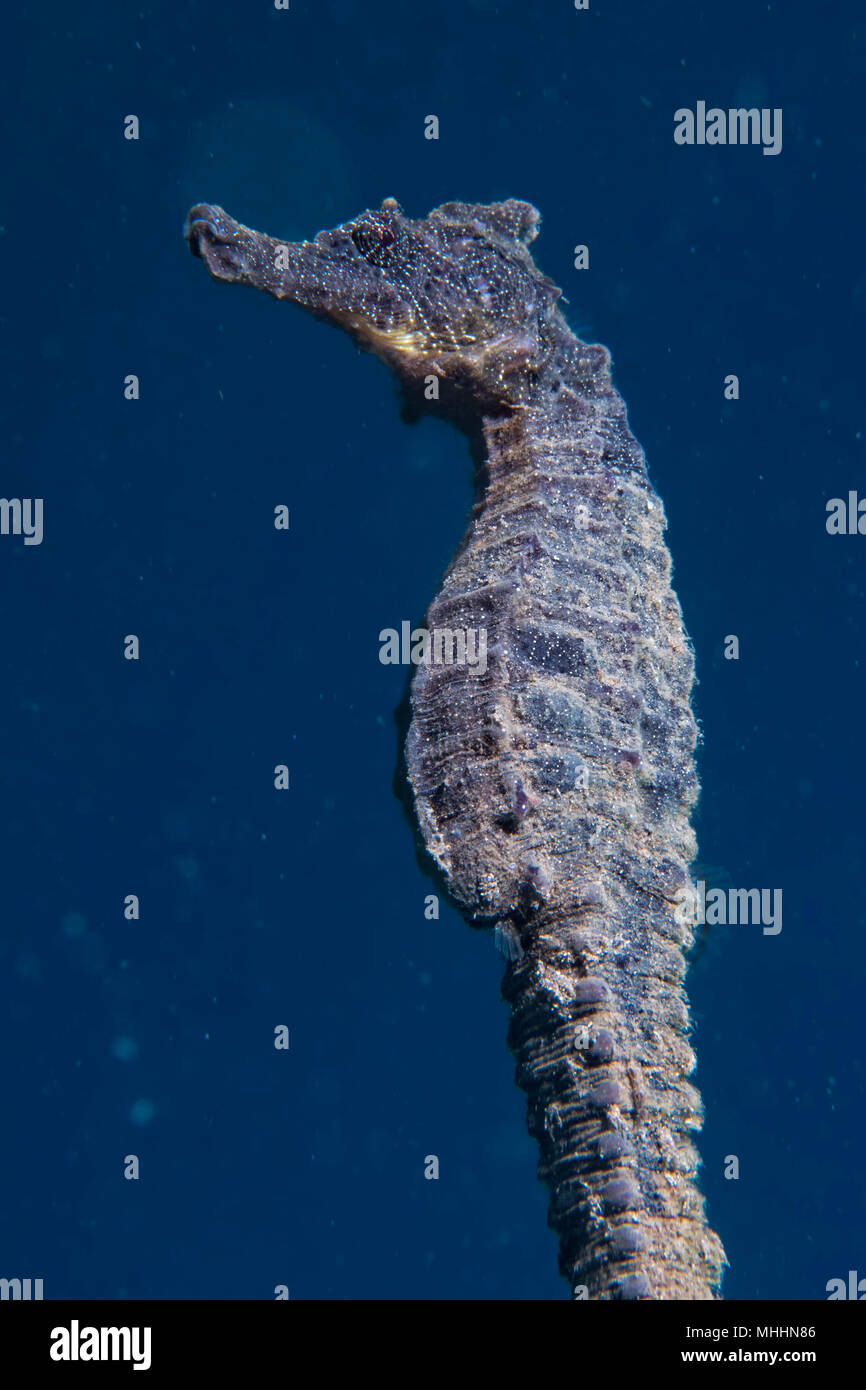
1,0,863,1300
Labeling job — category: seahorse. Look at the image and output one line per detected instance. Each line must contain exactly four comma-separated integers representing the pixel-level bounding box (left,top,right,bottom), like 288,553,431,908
185,195,726,1299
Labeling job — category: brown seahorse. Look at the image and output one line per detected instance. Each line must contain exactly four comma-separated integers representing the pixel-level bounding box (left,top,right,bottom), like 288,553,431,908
184,195,726,1299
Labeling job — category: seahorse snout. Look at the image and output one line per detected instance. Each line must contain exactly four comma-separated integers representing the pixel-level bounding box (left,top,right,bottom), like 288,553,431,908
185,205,248,280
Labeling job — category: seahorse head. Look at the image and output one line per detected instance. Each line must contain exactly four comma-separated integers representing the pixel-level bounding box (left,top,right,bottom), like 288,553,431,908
186,197,563,412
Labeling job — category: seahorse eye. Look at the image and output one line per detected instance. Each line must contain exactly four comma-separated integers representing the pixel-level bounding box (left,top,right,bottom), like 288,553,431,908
351,219,400,267
350,223,377,256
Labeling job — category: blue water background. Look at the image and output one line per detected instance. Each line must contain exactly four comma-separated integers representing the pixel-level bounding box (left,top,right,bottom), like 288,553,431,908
1,0,863,1298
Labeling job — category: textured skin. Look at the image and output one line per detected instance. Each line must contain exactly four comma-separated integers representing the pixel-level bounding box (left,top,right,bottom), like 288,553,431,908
185,196,726,1299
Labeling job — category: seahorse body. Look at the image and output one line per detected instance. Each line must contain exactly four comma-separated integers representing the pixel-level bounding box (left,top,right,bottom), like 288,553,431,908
185,196,726,1299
